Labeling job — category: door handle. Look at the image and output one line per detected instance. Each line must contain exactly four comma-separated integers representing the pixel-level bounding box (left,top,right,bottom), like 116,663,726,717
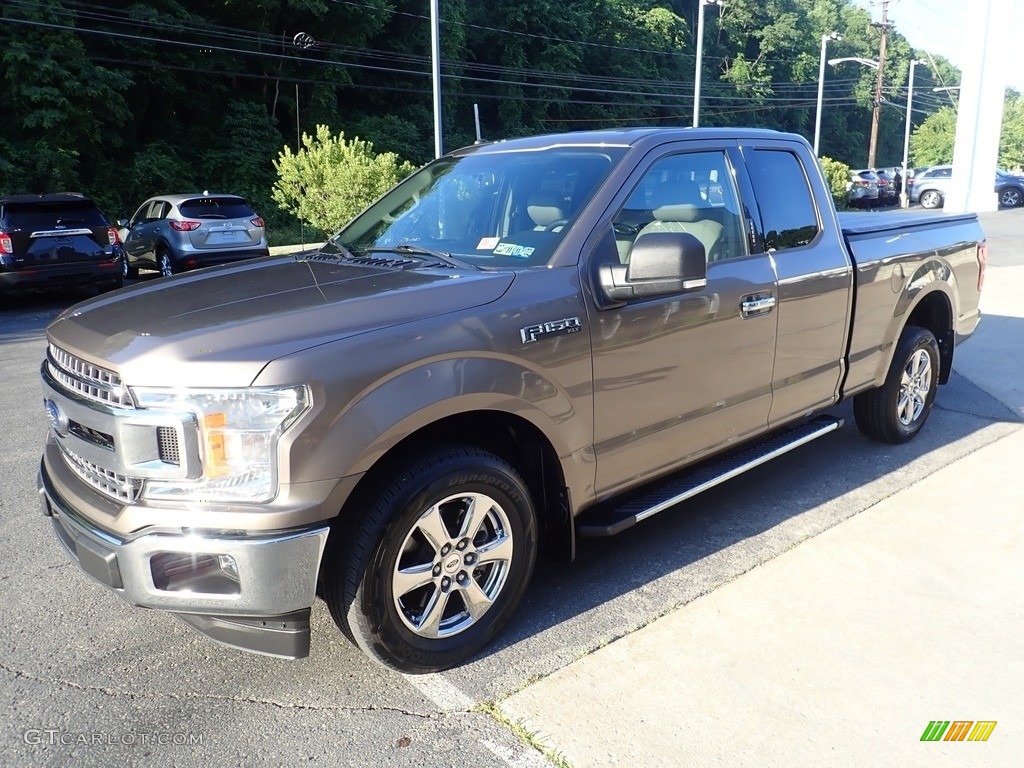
741,294,776,317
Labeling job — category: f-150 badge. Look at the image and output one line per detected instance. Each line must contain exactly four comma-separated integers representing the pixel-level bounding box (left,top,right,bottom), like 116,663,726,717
520,317,582,344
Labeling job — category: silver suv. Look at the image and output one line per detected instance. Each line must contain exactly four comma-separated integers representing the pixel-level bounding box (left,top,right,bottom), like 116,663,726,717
119,193,269,277
909,165,1024,209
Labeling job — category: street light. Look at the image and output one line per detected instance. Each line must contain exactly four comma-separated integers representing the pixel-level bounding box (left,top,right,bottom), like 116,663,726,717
901,59,926,207
828,56,879,70
814,32,842,156
693,0,722,128
429,0,442,157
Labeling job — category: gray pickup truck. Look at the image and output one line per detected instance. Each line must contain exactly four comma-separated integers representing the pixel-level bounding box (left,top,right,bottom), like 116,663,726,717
37,128,984,672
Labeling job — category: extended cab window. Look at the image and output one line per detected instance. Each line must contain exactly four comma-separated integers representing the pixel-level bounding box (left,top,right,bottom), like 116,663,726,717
612,151,745,264
745,150,819,251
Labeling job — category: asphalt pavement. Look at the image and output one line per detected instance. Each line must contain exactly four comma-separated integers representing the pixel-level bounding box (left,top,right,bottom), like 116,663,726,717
500,209,1024,767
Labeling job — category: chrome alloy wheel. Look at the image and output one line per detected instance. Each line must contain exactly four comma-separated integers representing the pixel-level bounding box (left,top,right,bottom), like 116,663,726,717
898,348,933,426
392,491,514,639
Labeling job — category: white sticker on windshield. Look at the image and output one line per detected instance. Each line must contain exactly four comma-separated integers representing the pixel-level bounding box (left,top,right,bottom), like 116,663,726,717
476,236,500,250
493,243,535,258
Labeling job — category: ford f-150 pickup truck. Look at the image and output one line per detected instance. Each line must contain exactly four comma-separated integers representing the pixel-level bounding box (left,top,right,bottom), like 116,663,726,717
37,128,985,673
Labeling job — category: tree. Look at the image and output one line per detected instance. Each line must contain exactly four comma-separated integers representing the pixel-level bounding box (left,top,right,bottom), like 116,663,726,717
272,125,417,237
909,106,957,167
819,155,852,209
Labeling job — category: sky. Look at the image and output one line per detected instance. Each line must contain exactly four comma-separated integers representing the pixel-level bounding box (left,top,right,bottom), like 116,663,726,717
851,0,1024,93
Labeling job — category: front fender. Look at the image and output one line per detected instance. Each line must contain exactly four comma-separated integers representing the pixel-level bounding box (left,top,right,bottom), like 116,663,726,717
323,355,582,478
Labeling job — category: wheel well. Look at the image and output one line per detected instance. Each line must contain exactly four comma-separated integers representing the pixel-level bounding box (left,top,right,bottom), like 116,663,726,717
907,290,954,383
335,411,573,561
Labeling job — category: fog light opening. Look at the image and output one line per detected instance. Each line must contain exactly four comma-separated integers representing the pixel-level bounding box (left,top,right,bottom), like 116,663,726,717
150,552,241,595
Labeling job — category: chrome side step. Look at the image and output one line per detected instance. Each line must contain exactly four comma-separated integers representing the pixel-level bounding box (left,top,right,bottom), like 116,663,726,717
577,415,843,537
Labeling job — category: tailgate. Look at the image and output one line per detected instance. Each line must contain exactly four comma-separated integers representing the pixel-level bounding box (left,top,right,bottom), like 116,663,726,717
3,201,114,267
13,228,111,266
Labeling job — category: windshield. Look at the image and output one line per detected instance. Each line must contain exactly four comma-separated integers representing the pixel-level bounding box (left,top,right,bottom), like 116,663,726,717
333,146,626,268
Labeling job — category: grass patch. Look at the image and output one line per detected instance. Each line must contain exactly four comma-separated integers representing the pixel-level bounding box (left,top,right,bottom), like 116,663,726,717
476,699,574,768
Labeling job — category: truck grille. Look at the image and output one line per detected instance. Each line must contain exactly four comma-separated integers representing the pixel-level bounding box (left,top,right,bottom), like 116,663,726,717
59,444,142,503
46,344,134,408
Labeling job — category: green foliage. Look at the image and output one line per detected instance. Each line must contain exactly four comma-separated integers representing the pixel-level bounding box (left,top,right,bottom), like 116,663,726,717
998,94,1024,170
272,125,417,237
909,92,1024,171
909,106,957,167
819,156,853,209
5,0,1017,238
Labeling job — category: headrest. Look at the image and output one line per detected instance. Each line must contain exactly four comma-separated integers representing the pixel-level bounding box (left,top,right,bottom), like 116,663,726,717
647,180,705,209
652,203,701,223
527,193,567,227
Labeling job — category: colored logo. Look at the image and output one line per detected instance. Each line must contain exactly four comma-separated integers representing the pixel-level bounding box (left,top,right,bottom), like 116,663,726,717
920,721,997,742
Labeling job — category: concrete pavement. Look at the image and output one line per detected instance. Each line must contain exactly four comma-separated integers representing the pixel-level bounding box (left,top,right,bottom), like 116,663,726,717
498,212,1024,767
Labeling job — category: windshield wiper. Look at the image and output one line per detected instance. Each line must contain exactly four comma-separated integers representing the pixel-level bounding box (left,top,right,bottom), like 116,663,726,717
359,244,479,270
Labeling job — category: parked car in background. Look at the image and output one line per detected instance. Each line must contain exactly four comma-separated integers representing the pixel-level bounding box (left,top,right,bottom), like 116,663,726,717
995,169,1024,208
847,169,879,208
872,167,897,204
119,193,269,278
0,193,123,296
909,165,1024,209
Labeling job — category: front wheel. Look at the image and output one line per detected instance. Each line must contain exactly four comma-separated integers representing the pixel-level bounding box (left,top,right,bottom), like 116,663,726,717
854,326,939,444
919,190,943,209
325,447,538,673
122,255,139,279
999,187,1023,208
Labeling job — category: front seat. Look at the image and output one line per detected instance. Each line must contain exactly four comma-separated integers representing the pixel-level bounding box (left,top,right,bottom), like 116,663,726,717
631,182,722,262
526,193,568,231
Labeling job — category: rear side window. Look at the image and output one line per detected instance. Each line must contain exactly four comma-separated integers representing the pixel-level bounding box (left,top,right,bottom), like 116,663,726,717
3,201,106,230
745,150,819,251
179,197,255,219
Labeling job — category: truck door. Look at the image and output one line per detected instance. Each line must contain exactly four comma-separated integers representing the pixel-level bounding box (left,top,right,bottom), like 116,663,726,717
738,144,853,426
588,147,779,497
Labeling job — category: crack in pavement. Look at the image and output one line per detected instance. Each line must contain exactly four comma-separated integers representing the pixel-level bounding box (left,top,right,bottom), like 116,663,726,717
0,661,440,719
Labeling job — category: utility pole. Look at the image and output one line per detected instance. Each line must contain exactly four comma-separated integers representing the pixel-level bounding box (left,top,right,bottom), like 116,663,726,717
867,0,892,169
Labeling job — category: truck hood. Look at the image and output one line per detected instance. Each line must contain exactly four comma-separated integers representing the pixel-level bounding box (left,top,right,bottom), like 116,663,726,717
46,254,515,387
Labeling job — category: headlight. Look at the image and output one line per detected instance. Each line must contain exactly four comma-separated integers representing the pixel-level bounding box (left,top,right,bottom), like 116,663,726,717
132,385,309,503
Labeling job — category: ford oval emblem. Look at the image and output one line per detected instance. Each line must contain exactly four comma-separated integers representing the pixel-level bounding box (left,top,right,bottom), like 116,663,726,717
44,399,69,437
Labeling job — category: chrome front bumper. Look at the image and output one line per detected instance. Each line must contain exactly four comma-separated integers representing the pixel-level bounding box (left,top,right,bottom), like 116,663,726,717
38,455,330,659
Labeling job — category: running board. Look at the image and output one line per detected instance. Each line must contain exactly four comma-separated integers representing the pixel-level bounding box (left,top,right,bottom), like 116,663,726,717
577,415,843,537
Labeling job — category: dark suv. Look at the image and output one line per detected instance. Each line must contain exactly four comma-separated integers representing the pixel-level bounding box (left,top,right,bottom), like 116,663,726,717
0,194,124,296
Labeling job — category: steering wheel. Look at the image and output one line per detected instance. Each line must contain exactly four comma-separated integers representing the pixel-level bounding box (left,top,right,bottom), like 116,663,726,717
613,222,639,236
544,219,569,232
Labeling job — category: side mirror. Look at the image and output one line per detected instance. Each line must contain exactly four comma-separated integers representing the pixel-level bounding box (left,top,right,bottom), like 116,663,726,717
117,219,129,228
599,231,707,303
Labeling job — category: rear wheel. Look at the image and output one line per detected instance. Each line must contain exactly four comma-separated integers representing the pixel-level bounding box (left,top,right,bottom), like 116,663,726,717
854,326,939,444
325,446,538,673
158,250,175,277
919,190,942,209
999,187,1023,208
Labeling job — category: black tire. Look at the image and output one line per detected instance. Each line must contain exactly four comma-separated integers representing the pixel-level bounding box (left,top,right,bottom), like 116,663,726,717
325,446,538,673
998,186,1023,208
919,189,942,209
122,256,139,279
158,250,175,277
854,326,939,444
